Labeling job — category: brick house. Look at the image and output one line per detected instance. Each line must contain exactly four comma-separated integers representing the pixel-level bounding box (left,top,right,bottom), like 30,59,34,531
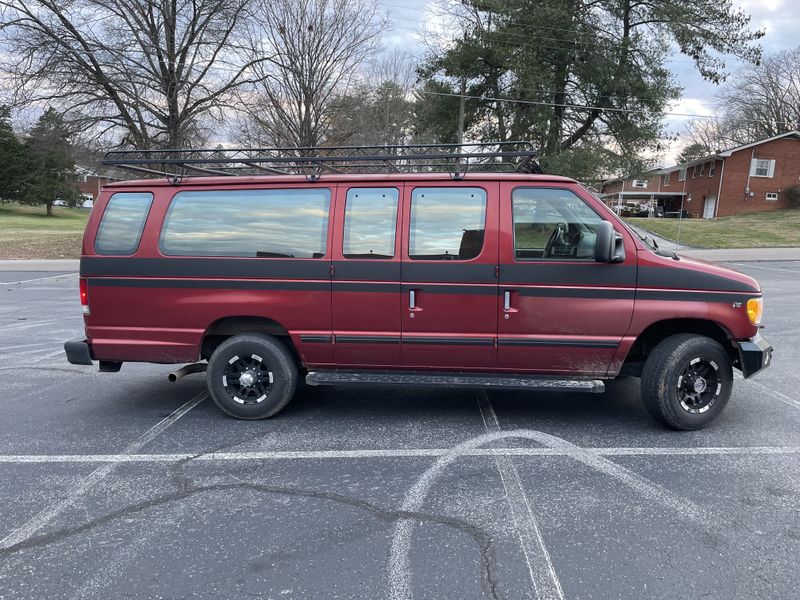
600,130,800,218
76,166,120,207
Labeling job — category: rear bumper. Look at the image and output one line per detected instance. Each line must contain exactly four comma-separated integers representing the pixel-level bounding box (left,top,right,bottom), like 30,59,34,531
737,334,773,379
64,338,93,365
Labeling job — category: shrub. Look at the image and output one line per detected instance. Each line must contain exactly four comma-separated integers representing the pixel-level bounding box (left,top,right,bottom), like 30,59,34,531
782,185,800,209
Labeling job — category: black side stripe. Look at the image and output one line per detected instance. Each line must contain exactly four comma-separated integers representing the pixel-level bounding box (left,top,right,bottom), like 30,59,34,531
517,287,635,299
333,282,401,293
88,278,329,292
501,263,637,287
637,266,758,293
498,339,619,348
636,290,752,303
81,257,330,280
336,335,400,344
403,337,494,346
400,283,497,296
299,335,332,343
402,263,496,283
82,257,758,293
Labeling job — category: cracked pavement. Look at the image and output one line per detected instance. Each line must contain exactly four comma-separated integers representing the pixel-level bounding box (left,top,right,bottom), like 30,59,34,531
0,264,799,599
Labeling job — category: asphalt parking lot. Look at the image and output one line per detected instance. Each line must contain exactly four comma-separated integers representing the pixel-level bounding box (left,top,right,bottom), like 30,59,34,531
0,263,799,600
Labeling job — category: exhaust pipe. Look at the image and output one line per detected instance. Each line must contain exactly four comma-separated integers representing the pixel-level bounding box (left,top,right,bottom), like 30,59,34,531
168,362,207,383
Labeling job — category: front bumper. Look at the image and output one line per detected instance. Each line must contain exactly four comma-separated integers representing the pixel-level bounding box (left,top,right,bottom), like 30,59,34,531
64,338,93,365
737,333,773,379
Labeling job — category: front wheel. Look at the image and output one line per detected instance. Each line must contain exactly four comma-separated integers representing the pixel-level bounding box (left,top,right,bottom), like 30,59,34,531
207,333,298,420
641,334,733,430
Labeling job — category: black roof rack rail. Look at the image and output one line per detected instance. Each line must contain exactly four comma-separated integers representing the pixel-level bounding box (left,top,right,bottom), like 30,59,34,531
100,141,543,180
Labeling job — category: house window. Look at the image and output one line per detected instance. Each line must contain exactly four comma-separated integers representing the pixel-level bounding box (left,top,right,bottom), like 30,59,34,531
678,167,686,181
632,179,647,188
699,163,705,177
663,172,671,186
709,161,716,177
750,158,776,178
766,192,779,201
692,165,698,178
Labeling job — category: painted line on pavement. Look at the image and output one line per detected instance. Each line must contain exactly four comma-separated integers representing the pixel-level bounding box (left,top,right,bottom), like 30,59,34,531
0,391,207,551
477,392,564,600
0,273,77,285
728,262,800,274
740,376,800,412
1,445,799,464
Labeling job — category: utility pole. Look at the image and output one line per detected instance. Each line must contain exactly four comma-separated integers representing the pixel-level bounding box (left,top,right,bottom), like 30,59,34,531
456,76,466,172
457,76,466,146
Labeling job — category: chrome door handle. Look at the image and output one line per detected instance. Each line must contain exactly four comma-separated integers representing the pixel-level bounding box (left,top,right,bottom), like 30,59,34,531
503,290,511,311
409,289,416,309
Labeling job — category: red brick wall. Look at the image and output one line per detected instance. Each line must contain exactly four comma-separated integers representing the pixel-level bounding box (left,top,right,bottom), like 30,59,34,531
78,176,116,200
682,159,723,218
718,138,799,217
601,173,663,195
602,180,624,194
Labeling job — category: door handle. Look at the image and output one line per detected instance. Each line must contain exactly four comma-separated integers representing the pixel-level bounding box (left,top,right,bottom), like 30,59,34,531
409,289,416,310
503,290,511,311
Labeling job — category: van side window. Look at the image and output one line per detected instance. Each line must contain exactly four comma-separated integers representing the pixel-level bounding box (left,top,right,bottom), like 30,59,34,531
409,187,486,260
94,192,153,255
343,188,398,259
512,188,603,260
160,188,331,258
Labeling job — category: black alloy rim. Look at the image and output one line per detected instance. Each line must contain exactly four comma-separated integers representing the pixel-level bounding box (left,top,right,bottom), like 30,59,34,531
676,357,720,414
222,354,273,405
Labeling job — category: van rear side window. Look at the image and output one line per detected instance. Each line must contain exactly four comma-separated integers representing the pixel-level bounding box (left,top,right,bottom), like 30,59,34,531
409,187,486,260
94,192,153,255
160,188,331,258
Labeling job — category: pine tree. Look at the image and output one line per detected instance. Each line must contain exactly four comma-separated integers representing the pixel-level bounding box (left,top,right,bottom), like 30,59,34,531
19,109,79,216
0,106,25,202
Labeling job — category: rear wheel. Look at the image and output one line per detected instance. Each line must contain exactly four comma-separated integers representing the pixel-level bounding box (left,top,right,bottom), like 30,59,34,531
207,333,297,419
641,334,733,430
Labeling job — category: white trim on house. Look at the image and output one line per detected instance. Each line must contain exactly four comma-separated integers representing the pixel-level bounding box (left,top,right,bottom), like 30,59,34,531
718,130,800,157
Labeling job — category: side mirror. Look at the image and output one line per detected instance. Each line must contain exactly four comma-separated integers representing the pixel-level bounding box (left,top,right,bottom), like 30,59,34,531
594,221,625,263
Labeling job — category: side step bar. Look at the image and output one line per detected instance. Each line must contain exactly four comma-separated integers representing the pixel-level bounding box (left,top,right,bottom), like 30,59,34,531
305,370,605,393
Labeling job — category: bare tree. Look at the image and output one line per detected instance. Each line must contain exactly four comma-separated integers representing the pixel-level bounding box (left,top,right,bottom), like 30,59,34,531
0,0,261,149
237,0,387,149
713,48,800,146
325,49,418,146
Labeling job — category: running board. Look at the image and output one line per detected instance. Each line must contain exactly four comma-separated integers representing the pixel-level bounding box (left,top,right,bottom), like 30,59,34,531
305,370,605,393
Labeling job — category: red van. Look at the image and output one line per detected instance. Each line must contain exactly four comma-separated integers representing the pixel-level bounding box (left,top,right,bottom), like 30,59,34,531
64,144,772,429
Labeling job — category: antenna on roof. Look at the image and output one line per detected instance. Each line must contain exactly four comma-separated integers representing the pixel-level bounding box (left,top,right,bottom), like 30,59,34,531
100,142,543,180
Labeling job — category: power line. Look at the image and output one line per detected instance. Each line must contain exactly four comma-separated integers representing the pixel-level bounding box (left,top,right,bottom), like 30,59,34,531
418,90,799,125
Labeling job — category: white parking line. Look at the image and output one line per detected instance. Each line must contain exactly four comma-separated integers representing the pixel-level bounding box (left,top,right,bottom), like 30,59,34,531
738,375,800,412
0,273,77,285
30,348,65,364
728,262,800,274
1,445,798,464
0,391,207,551
477,392,565,600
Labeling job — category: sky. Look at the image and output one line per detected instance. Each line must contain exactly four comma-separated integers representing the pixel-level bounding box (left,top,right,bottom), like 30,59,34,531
377,0,800,165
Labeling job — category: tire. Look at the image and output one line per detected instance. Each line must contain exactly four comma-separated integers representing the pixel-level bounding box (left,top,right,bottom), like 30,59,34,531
206,333,298,420
641,334,733,430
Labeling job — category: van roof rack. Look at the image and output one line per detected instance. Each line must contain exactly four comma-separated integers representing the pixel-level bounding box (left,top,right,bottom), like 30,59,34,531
100,141,543,180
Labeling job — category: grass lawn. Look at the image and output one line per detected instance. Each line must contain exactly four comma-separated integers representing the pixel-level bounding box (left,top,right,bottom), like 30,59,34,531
0,203,89,259
626,209,800,249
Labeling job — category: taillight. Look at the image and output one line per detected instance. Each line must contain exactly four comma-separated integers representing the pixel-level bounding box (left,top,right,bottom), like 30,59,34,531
79,278,90,315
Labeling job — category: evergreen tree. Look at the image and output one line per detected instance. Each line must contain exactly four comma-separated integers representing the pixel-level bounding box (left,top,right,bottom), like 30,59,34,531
676,142,712,165
0,106,25,202
19,109,80,216
417,0,763,181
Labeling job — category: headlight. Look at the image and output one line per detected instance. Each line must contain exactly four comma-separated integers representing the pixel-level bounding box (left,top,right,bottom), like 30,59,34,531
747,297,763,326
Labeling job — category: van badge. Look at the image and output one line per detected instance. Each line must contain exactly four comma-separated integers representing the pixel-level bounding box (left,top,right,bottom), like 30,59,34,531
732,302,742,308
